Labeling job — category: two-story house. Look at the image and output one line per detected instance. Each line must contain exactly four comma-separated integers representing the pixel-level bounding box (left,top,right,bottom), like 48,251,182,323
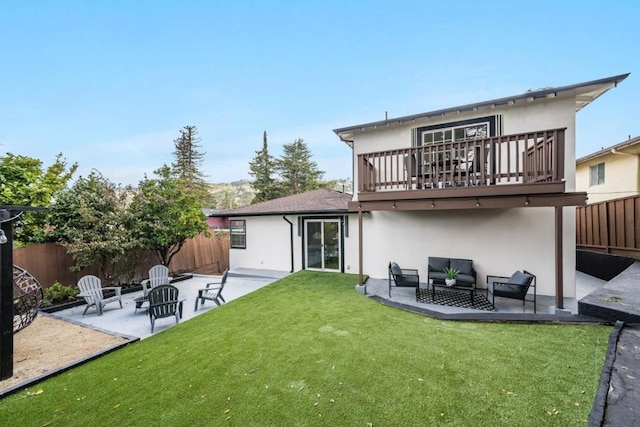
576,135,640,204
333,73,628,309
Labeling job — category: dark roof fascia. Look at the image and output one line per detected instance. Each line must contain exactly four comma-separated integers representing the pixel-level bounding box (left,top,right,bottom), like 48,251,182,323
333,73,630,136
577,135,640,164
211,209,351,218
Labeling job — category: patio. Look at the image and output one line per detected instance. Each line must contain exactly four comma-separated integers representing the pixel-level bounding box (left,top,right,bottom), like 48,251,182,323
49,269,290,339
366,270,606,319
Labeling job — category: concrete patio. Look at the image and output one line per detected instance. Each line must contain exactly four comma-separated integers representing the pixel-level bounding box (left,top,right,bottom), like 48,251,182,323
48,269,290,339
365,270,606,319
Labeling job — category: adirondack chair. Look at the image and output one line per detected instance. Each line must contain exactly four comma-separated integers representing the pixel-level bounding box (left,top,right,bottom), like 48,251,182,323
77,275,123,316
194,269,229,310
148,284,183,333
141,265,170,297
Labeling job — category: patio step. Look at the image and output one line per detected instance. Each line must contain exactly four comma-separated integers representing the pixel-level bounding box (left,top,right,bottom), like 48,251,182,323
578,262,640,323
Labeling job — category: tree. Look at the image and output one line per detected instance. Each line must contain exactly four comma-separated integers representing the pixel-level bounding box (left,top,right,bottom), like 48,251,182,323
248,131,280,203
276,138,324,196
49,171,133,282
170,125,210,204
127,165,209,267
0,153,77,244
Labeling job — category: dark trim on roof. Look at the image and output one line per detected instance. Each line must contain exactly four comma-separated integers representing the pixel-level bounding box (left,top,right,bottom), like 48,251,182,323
577,135,640,164
333,73,629,136
211,209,351,218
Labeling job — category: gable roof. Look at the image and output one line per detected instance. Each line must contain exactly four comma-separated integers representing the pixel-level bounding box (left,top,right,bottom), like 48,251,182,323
333,73,629,144
210,188,352,217
577,135,640,164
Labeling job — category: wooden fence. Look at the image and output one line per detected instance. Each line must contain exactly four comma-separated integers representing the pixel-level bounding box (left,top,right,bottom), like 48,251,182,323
576,194,640,259
13,234,229,290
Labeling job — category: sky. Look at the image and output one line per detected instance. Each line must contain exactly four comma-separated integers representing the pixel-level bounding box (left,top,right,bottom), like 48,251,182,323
1,0,639,187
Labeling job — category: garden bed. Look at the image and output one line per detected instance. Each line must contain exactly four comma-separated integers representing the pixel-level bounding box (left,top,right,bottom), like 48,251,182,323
41,274,193,313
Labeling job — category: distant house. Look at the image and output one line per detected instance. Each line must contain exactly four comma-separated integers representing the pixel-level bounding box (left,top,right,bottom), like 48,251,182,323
576,135,640,204
210,189,355,273
202,209,230,230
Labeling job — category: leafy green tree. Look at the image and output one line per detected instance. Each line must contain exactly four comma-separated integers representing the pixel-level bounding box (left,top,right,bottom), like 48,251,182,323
171,125,210,204
248,131,280,203
276,138,324,196
49,171,133,282
0,153,77,244
127,165,209,266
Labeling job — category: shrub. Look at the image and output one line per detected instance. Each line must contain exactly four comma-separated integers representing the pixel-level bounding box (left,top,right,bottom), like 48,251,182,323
43,282,79,307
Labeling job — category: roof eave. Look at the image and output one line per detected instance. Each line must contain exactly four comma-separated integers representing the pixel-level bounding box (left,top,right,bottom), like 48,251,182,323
333,73,630,140
211,209,351,218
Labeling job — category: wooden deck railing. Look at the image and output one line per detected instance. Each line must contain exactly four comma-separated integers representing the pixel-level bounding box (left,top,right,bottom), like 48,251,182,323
356,128,565,193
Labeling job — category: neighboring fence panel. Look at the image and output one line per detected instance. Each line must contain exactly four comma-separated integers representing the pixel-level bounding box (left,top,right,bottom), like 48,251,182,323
13,235,230,290
576,195,640,259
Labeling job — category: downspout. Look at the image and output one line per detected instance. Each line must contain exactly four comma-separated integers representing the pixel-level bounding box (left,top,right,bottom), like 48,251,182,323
282,216,294,273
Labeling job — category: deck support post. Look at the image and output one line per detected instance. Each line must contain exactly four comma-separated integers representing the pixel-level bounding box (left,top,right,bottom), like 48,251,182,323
555,206,564,309
358,208,364,287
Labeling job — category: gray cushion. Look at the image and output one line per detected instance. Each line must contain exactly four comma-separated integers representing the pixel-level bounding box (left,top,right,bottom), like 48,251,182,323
508,271,531,286
429,257,449,272
390,262,403,276
429,272,446,281
450,259,473,276
456,273,475,285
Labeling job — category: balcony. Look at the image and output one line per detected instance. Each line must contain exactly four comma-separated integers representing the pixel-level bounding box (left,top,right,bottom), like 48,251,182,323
352,128,585,210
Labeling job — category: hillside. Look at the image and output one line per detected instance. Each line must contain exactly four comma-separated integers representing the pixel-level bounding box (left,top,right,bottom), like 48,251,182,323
207,179,353,209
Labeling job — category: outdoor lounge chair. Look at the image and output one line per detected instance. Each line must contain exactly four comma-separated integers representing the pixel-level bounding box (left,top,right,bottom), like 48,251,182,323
486,270,536,313
77,275,123,316
141,264,170,297
388,262,420,297
194,269,228,310
148,284,183,333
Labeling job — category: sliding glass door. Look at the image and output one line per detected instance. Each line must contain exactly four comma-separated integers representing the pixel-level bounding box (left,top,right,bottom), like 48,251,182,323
305,219,341,271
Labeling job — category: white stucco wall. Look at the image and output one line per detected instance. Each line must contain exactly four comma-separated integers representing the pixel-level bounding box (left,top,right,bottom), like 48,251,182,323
348,96,579,298
229,214,360,275
359,209,573,297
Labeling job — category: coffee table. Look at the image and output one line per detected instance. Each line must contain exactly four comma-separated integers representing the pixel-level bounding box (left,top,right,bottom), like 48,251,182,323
431,280,475,305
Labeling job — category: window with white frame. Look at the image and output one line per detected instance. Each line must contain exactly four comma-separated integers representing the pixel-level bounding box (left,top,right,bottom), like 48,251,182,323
589,163,605,186
230,220,246,249
415,116,499,147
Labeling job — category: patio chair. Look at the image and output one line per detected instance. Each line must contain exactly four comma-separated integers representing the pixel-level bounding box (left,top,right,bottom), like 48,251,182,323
141,264,170,297
388,262,420,297
404,153,425,189
486,270,536,313
148,284,183,333
77,275,123,316
194,269,229,310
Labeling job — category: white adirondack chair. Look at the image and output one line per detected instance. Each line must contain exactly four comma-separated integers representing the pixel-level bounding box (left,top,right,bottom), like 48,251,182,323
77,275,123,316
141,265,170,297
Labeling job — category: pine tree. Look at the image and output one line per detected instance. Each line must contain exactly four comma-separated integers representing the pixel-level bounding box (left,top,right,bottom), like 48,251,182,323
171,125,209,204
276,138,323,196
248,131,280,203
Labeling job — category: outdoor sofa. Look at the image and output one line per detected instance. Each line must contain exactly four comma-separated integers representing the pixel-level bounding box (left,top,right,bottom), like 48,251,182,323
427,256,477,289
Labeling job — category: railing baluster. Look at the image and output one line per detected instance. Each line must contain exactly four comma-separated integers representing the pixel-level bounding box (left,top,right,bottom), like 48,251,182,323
355,128,565,194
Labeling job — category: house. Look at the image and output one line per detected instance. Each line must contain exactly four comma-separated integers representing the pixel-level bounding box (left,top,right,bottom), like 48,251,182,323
576,135,640,204
214,73,628,310
202,209,230,230
332,73,628,309
211,189,357,273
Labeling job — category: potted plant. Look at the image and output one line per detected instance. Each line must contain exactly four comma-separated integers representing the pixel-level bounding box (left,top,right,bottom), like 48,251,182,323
443,267,459,287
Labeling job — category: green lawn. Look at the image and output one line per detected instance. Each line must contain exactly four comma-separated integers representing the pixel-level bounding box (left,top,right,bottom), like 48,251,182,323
2,271,609,426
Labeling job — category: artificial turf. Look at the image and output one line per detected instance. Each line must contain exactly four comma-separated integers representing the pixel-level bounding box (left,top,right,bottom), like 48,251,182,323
1,270,610,426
